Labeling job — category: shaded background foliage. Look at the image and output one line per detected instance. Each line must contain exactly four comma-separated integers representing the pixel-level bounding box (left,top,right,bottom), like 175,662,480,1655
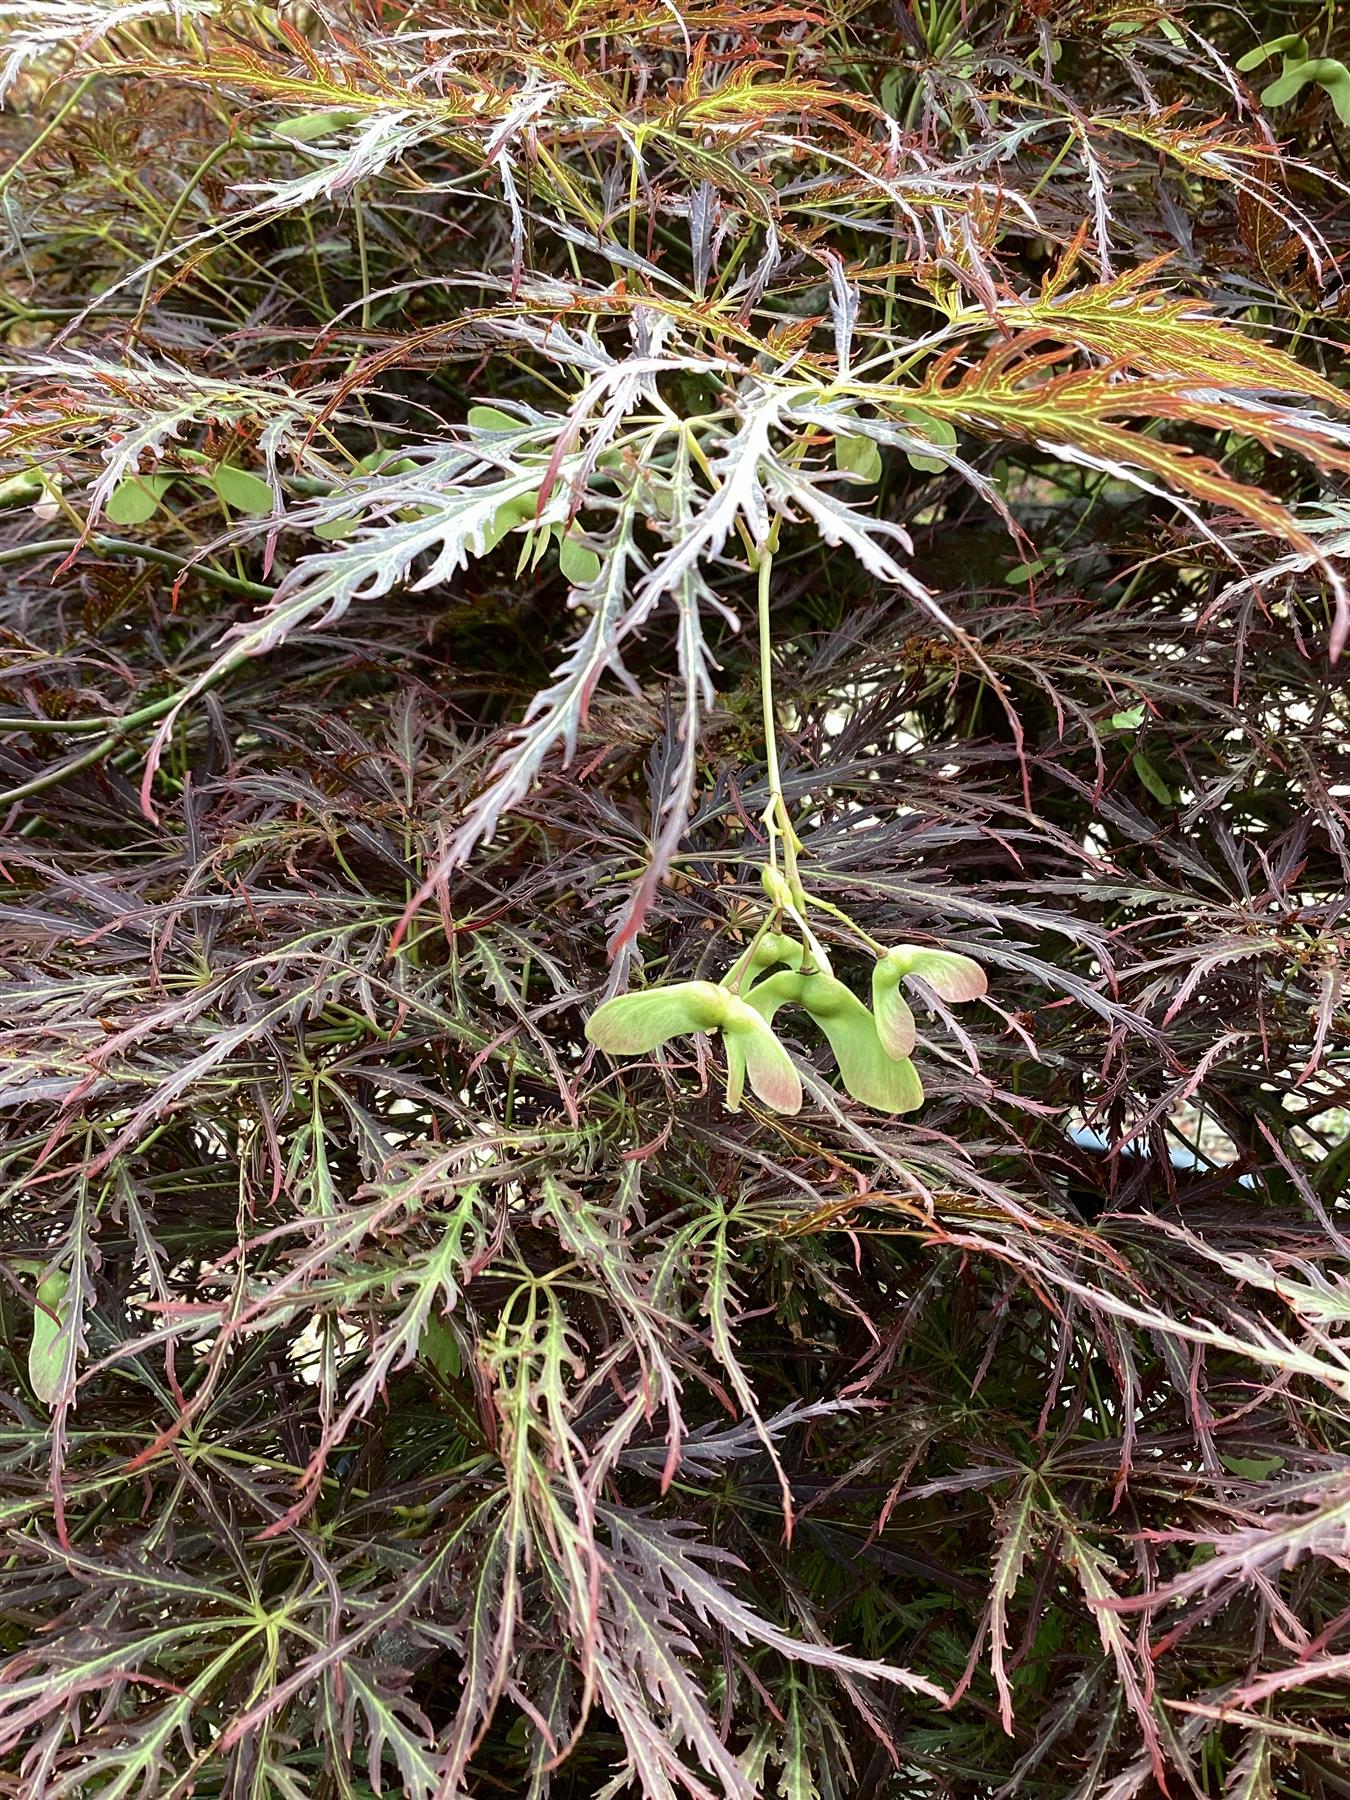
1,0,1350,1794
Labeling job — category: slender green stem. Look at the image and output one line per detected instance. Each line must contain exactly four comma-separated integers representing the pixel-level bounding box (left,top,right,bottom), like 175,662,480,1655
0,731,123,805
721,912,776,994
806,891,885,955
0,535,271,599
352,185,372,332
0,72,100,198
756,545,785,860
136,137,240,324
0,658,238,801
754,538,831,973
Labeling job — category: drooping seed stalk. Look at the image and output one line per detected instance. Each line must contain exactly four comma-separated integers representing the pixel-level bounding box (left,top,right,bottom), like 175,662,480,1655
755,534,830,974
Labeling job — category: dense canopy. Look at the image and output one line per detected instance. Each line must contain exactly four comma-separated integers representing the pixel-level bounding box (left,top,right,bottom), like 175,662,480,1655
1,0,1349,1793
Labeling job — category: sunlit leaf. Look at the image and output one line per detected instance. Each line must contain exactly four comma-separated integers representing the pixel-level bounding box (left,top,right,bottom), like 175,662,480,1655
28,1268,69,1407
271,108,367,141
210,463,274,515
105,472,173,525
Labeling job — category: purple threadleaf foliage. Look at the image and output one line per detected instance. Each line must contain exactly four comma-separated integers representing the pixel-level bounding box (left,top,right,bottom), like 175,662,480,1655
2,0,1350,1794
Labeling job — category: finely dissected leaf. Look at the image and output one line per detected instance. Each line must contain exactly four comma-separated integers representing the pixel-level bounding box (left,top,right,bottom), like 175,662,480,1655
1005,258,1347,406
1056,1514,1166,1784
988,1476,1041,1735
5,0,1350,1794
1224,1730,1275,1800
604,1508,947,1700
1,350,322,529
267,1182,487,1527
894,343,1350,650
742,1676,828,1800
0,0,224,98
1121,1470,1350,1614
344,1664,440,1800
598,1562,755,1800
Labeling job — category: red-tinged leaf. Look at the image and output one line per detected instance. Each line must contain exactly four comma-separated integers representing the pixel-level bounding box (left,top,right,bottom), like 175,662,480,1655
1009,255,1346,409
598,1563,755,1800
260,1183,486,1531
603,1507,948,1700
438,1517,514,1793
894,339,1350,652
1224,1730,1276,1800
988,1477,1041,1735
8,5,1350,1795
342,1664,440,1800
1057,1520,1166,1786
1115,1469,1350,1618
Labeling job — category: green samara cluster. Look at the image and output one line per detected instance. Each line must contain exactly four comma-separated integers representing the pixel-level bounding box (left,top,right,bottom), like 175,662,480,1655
587,923,985,1118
